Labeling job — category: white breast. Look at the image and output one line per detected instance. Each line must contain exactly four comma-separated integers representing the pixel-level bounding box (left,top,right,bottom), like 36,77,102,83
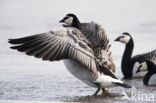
148,74,156,86
63,60,97,87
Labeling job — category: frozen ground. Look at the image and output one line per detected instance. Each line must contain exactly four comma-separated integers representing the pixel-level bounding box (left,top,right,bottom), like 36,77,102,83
0,0,156,103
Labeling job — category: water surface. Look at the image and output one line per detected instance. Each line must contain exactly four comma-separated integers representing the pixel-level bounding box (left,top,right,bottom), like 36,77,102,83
0,0,156,103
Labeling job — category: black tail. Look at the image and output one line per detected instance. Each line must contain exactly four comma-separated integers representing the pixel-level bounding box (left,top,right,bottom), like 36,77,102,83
113,82,132,88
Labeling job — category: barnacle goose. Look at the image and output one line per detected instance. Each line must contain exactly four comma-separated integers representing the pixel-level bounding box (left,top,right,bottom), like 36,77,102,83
139,60,156,86
8,27,131,96
59,13,115,73
114,32,156,79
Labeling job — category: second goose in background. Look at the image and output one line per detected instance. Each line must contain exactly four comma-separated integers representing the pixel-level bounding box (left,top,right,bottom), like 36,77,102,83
114,32,156,79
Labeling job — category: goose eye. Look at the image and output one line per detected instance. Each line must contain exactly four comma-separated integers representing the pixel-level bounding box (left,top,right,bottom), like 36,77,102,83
120,36,124,38
64,17,69,20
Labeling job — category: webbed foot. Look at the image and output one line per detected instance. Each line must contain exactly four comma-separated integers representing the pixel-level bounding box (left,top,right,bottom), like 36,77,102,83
100,88,112,97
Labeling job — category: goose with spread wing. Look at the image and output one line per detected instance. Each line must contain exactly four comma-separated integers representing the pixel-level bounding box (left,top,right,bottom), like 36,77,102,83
59,13,115,72
115,32,156,79
9,27,131,96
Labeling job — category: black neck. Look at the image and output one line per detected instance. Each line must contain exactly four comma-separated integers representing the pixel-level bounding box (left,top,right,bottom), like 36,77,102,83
72,17,81,30
147,61,156,72
121,38,134,78
143,70,156,85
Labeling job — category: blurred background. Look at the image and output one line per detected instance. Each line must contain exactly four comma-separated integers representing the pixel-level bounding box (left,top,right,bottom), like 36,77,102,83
0,0,156,102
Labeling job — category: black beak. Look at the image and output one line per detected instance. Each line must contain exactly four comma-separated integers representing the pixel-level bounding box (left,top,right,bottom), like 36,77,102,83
114,37,120,41
59,18,64,23
136,65,142,73
136,69,140,73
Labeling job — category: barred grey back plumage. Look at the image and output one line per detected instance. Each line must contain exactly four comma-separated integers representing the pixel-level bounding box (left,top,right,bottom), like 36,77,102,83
133,49,156,64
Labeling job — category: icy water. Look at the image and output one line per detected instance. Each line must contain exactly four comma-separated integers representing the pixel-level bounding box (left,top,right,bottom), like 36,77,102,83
0,0,156,103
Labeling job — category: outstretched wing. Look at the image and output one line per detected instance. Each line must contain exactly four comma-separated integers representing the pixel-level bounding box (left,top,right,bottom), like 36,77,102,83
133,49,156,64
81,22,115,72
8,28,98,74
81,22,110,49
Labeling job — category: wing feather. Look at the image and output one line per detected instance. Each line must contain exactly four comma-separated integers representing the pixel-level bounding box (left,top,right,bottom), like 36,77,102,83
9,28,98,74
81,22,115,72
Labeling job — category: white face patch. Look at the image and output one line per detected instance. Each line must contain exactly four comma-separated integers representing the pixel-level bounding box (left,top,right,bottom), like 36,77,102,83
139,62,147,72
119,35,130,44
64,16,73,25
133,62,147,77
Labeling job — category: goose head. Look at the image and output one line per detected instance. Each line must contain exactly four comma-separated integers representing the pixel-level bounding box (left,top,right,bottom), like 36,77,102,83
59,13,81,29
135,59,156,73
136,60,155,73
114,32,131,44
135,61,147,73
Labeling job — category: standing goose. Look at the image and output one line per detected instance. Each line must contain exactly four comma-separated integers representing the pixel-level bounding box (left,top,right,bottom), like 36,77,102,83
114,32,156,78
9,27,131,96
140,60,156,86
59,13,115,72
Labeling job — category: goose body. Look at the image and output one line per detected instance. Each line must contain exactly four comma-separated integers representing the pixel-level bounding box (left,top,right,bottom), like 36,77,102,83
60,14,115,72
64,59,122,88
142,60,156,86
9,26,131,95
64,59,97,87
115,32,156,78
